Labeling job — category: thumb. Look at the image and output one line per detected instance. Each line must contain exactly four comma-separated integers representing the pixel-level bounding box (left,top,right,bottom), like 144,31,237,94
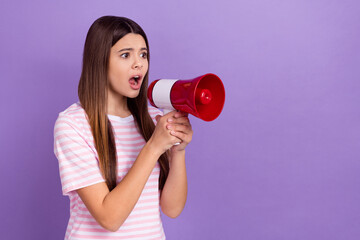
155,115,161,123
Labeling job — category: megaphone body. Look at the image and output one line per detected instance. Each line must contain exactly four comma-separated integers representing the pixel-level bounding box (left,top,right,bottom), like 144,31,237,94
147,73,225,121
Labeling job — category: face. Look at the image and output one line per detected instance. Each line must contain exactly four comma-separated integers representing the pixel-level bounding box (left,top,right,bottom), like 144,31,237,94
107,33,149,101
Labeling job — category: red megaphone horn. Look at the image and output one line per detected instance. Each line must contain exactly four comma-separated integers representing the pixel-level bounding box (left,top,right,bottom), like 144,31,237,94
147,73,225,121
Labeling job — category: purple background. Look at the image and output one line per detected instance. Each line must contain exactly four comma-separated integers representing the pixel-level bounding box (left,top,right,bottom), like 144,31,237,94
1,0,359,239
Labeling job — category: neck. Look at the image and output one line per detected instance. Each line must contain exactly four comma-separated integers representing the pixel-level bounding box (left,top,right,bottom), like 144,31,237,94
107,90,131,118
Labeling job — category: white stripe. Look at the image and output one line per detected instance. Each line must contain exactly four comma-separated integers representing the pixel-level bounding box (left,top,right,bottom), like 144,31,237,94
54,129,80,138
57,148,96,160
62,173,102,189
141,187,159,194
73,227,162,237
56,136,84,145
115,138,145,144
58,155,98,168
116,144,144,150
74,219,161,231
60,165,100,179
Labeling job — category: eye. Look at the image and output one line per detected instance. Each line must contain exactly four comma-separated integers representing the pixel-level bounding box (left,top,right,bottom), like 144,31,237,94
120,52,129,58
140,52,148,59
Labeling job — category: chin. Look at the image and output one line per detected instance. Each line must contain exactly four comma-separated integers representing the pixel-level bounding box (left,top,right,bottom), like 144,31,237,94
127,92,141,99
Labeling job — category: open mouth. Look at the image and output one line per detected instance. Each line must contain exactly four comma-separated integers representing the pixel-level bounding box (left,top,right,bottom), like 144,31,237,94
129,75,142,88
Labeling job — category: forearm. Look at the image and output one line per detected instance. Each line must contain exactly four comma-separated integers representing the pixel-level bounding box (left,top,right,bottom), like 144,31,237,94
84,141,161,231
160,150,188,218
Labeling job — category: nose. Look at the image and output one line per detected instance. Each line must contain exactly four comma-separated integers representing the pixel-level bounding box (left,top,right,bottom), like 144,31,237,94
133,57,143,69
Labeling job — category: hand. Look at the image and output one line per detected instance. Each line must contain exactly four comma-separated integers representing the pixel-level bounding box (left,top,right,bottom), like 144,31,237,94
166,111,193,152
148,111,183,156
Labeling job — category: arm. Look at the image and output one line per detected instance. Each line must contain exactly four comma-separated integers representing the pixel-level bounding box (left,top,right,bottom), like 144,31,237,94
159,112,193,218
76,111,181,232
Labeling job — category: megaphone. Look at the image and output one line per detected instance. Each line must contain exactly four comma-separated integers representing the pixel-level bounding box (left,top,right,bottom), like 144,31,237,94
147,73,225,121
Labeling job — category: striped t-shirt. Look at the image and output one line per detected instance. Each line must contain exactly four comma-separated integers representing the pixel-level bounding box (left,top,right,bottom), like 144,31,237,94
54,102,165,240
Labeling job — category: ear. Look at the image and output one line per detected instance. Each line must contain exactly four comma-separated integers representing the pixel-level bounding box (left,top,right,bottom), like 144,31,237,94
155,115,161,123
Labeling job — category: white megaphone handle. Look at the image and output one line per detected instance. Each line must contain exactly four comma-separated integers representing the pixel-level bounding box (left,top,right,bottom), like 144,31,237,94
162,108,174,115
161,108,181,146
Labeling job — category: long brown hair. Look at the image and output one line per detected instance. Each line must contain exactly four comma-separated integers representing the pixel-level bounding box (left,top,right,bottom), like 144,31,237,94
78,16,169,191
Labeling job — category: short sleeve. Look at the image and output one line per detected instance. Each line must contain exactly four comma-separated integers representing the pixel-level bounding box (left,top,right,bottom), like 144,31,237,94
54,113,105,195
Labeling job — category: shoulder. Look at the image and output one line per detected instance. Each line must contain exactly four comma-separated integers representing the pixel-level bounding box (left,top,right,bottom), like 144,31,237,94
54,102,89,133
147,105,163,125
148,105,163,119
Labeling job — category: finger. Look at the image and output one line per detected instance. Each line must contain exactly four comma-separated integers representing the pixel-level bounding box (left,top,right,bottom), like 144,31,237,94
172,117,190,125
170,134,182,145
170,130,189,143
167,116,190,125
162,111,179,125
163,110,178,117
167,124,191,133
174,111,189,118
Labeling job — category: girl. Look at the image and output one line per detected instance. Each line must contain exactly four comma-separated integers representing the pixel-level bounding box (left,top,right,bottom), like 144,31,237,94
54,16,193,239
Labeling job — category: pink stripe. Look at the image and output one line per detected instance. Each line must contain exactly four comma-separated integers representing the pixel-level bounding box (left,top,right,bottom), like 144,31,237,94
55,119,81,131
62,177,104,194
58,152,98,170
78,222,160,234
63,105,82,114
117,160,135,166
132,203,159,212
117,169,160,176
72,224,162,239
122,218,160,228
62,172,104,189
75,215,160,229
116,141,145,147
117,154,138,158
60,163,100,178
57,139,84,148
57,144,93,155
116,136,144,141
59,159,99,173
76,209,160,222
112,125,137,130
58,152,96,165
149,108,162,114
146,177,159,183
135,198,159,206
75,210,160,219
72,231,161,240
116,148,142,153
54,126,80,135
141,191,160,197
112,129,140,135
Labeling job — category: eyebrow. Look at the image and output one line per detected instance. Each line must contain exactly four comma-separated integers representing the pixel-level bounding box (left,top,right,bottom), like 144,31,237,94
118,47,148,52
